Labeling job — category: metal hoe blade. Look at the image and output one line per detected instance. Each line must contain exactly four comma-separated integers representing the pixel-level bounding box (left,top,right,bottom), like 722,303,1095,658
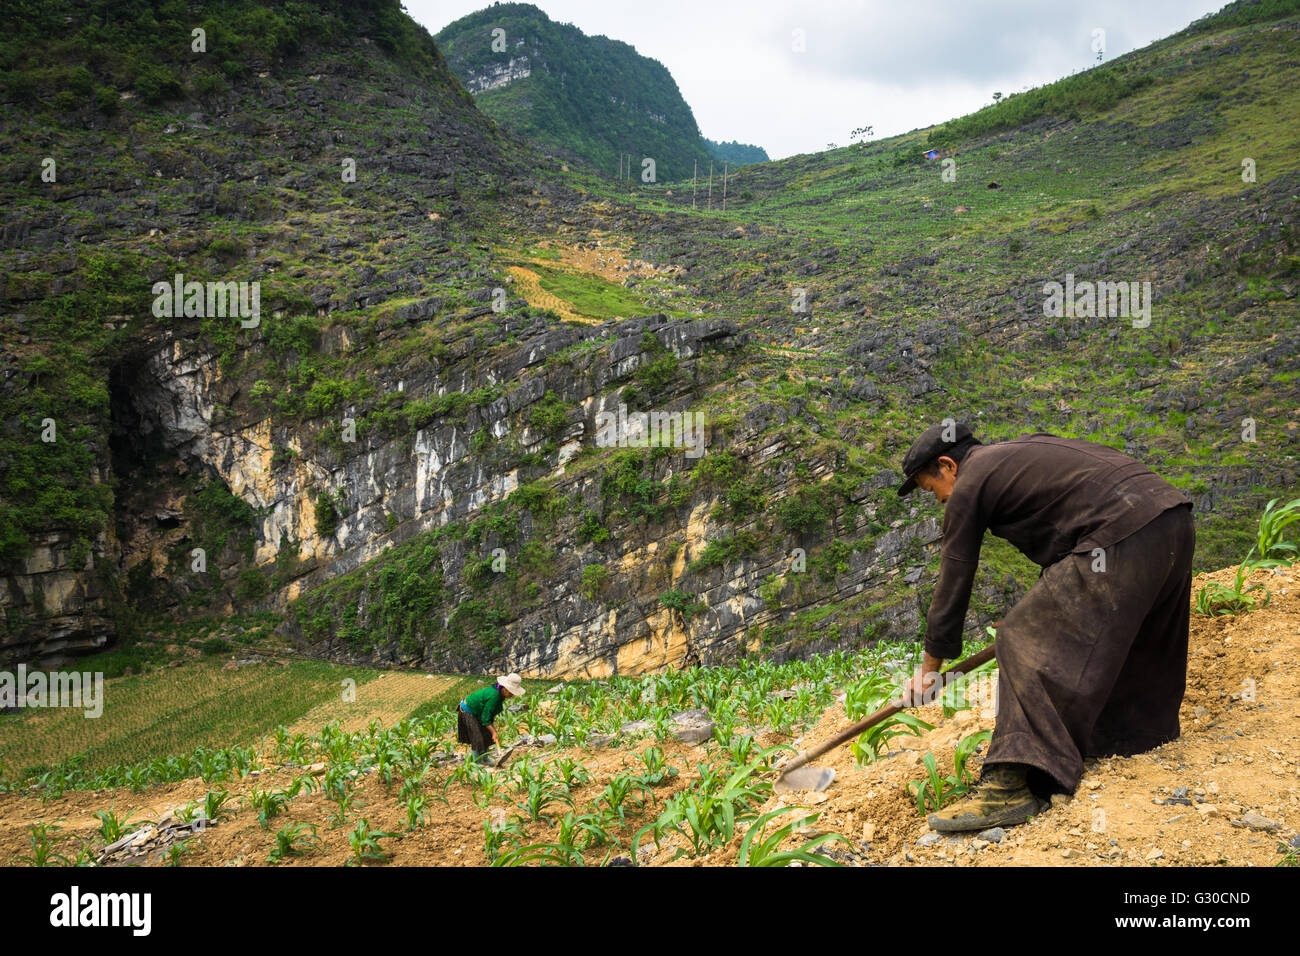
774,765,835,793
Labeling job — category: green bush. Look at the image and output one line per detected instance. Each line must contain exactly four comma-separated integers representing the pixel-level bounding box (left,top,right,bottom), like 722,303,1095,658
314,491,341,537
776,485,833,535
529,390,570,437
134,63,182,103
235,569,269,601
580,564,609,600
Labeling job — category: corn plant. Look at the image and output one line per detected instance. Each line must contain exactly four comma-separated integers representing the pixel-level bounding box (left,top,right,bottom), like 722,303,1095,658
598,772,655,826
346,819,396,866
851,712,934,765
518,778,572,823
1276,840,1298,868
844,672,897,719
568,810,619,849
907,740,985,816
473,768,503,809
637,746,678,785
490,842,584,867
720,734,793,769
269,822,323,864
246,786,290,829
16,821,70,867
1255,497,1300,567
483,814,527,863
398,771,428,803
201,788,233,823
329,790,360,829
402,794,431,830
285,774,320,799
163,839,194,867
509,754,544,792
737,809,852,867
763,696,796,735
1196,554,1271,616
93,808,148,844
644,761,771,859
548,756,592,789
952,730,992,784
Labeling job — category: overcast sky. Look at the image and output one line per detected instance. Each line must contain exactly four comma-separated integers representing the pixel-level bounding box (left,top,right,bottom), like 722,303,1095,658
404,0,1228,160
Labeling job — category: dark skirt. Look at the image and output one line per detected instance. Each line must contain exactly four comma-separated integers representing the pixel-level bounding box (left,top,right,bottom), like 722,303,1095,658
457,707,493,754
985,503,1195,795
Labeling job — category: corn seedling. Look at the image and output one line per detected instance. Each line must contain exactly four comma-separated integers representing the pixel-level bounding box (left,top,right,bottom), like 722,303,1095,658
1276,840,1298,868
483,814,527,863
598,772,655,825
569,810,619,849
518,778,572,823
737,809,852,867
16,821,70,867
851,712,934,765
329,789,360,829
93,808,148,845
346,819,396,866
473,768,503,809
637,746,678,785
907,751,973,815
549,756,592,789
952,730,992,784
164,839,196,867
490,842,584,867
1255,497,1300,567
398,771,427,802
202,788,233,823
246,786,290,829
655,761,772,858
284,774,320,798
269,823,324,863
1195,553,1271,616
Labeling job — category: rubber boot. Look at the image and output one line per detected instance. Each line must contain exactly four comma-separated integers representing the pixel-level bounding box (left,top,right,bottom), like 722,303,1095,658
927,763,1046,833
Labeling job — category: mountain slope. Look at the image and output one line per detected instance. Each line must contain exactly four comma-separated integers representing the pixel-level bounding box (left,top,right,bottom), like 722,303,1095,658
435,2,714,181
0,0,1295,684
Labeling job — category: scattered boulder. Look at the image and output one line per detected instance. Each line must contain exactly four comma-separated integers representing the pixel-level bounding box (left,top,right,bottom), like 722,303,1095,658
1233,812,1280,832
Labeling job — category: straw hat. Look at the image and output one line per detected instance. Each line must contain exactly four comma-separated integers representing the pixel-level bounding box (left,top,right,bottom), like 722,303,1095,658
499,673,525,696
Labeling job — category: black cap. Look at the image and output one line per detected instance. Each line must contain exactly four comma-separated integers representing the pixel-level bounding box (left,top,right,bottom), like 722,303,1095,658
897,421,975,496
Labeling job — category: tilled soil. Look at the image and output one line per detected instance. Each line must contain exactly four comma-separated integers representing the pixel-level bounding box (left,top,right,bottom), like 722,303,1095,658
1,563,1295,868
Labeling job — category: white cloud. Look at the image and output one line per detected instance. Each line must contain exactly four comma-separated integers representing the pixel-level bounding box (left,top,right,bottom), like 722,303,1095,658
406,0,1229,160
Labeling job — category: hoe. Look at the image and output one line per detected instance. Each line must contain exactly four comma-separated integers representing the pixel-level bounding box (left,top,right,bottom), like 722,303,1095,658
773,644,997,793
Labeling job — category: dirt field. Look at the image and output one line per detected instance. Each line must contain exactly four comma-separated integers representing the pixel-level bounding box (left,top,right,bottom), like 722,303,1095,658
1,562,1295,868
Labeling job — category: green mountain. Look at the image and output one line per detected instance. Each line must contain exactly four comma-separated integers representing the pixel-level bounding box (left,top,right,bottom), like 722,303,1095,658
0,0,1296,681
435,2,713,182
705,139,770,167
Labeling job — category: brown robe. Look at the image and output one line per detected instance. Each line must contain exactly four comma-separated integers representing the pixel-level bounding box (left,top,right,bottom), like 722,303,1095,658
923,434,1194,794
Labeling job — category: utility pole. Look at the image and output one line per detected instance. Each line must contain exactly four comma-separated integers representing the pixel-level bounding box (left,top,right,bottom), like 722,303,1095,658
722,162,728,211
707,160,713,210
692,159,697,209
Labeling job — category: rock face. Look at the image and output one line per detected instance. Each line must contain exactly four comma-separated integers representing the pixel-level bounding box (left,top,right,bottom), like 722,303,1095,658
464,57,532,93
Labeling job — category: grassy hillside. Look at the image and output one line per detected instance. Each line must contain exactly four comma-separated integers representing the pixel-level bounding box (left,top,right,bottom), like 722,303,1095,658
0,0,1295,675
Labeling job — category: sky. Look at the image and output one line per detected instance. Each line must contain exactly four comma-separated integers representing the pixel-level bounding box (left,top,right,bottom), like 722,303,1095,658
404,0,1229,160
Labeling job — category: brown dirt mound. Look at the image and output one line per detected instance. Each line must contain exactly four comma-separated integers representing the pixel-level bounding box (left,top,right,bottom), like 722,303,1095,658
647,561,1299,867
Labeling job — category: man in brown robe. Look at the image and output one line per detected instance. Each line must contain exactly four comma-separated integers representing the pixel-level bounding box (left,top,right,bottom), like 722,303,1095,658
898,422,1194,831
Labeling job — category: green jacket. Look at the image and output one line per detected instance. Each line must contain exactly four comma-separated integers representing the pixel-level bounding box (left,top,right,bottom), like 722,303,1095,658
463,685,505,726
